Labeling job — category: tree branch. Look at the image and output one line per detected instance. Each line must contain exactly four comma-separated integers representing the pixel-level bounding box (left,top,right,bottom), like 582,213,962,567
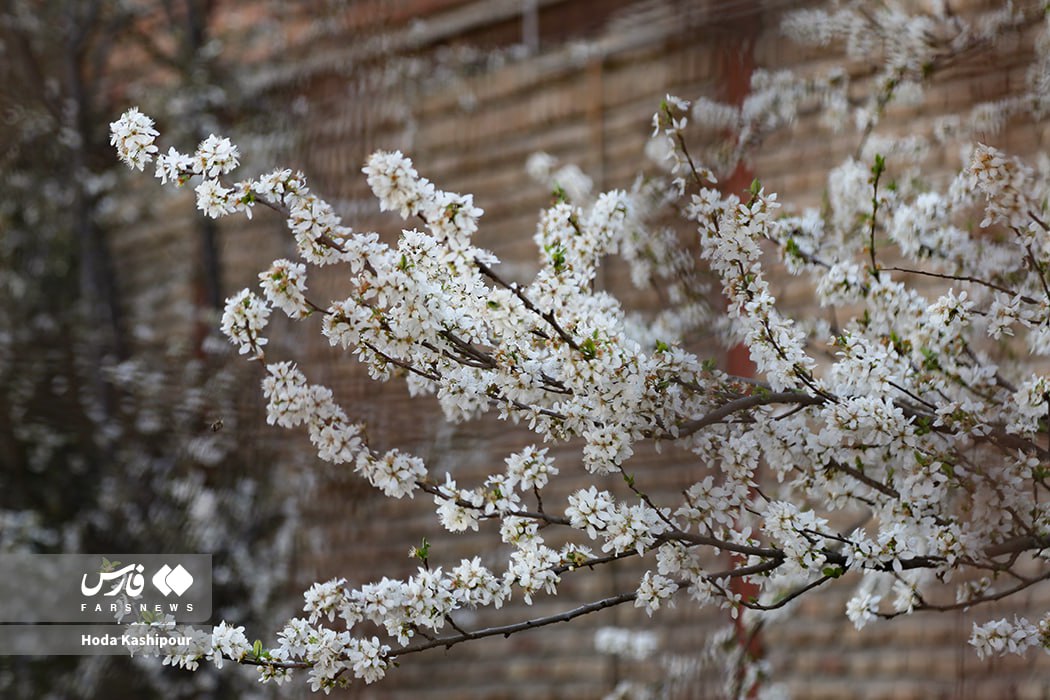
676,391,826,437
391,591,638,657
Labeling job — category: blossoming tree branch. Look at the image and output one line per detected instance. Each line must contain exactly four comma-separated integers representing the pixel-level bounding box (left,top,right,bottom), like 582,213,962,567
110,1,1050,692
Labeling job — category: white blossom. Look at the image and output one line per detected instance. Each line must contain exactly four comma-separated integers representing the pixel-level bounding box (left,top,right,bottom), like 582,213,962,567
195,178,233,219
504,445,557,491
110,107,158,170
845,590,881,630
154,146,193,185
220,289,271,357
193,134,240,178
635,571,677,617
259,259,311,319
970,617,1041,659
208,621,251,669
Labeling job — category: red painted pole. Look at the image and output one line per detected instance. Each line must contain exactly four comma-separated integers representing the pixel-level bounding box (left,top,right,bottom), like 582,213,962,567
717,32,764,694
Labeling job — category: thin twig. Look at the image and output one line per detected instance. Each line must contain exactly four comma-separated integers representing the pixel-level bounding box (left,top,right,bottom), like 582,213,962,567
883,266,1036,305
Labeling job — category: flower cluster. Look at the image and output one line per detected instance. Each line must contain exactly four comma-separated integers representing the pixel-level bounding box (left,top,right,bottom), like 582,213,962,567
110,108,158,171
970,617,1043,659
259,259,311,319
219,289,271,358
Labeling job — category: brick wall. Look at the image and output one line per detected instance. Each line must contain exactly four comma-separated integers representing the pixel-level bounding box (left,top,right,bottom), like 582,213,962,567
112,1,1050,697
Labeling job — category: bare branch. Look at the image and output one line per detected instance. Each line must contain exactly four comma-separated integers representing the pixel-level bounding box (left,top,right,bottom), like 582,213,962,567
391,592,638,657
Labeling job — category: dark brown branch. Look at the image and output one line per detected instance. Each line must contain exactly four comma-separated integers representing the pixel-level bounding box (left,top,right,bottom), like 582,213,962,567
1023,242,1050,303
661,531,783,560
552,551,637,575
362,341,441,382
883,266,1038,305
438,329,498,369
391,592,637,657
880,569,1050,618
474,257,581,352
984,534,1050,558
703,557,784,580
741,574,834,611
677,391,826,437
240,657,311,670
826,459,900,500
